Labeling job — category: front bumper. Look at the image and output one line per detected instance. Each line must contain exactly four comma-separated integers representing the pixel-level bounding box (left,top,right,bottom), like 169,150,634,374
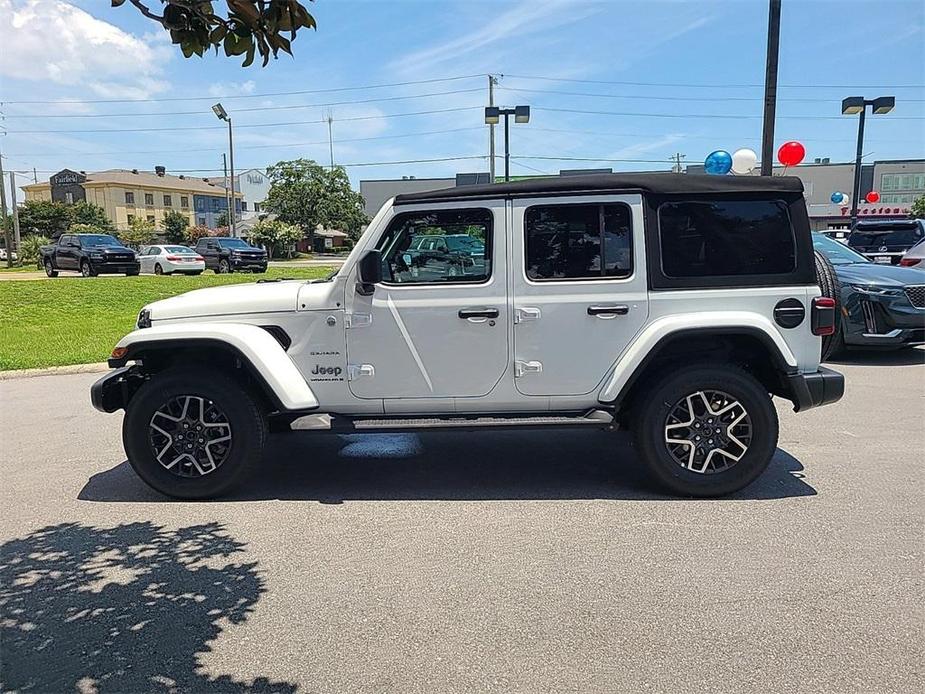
786,367,845,413
94,261,140,274
842,290,925,348
90,366,144,413
231,257,267,271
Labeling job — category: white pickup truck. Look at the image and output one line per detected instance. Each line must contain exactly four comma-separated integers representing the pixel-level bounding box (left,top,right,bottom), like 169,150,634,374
92,173,844,499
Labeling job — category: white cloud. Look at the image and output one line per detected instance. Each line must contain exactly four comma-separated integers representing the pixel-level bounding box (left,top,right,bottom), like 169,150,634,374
389,0,602,74
0,0,171,99
208,80,258,97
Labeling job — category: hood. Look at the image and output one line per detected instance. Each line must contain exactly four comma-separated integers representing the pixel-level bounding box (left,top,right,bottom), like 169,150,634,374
147,279,341,322
95,245,136,255
834,262,925,287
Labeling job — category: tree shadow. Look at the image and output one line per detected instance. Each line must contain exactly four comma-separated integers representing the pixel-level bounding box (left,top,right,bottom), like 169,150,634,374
79,429,816,504
0,522,294,693
827,346,924,367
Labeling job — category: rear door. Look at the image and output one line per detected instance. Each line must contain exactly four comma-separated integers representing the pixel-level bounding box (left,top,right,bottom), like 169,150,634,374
510,195,649,396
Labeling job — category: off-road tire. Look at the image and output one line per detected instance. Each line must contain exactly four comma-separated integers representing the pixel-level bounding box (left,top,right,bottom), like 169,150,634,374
814,249,844,360
44,259,58,277
123,368,267,499
633,364,779,497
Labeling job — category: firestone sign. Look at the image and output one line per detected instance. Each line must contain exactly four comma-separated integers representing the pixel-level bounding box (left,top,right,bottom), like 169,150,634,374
840,205,911,217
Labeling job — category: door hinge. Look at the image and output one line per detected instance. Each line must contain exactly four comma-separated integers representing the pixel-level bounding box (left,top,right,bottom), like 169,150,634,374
347,364,375,380
514,360,543,378
345,312,372,329
514,307,541,324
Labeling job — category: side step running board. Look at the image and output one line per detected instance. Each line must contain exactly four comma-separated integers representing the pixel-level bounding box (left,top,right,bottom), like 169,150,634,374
291,410,615,433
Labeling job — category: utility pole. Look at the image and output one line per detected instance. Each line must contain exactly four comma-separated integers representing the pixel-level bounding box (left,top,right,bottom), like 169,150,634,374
325,110,335,170
9,171,21,257
670,152,686,173
32,167,37,183
488,75,497,183
227,117,236,237
760,0,782,176
0,151,11,268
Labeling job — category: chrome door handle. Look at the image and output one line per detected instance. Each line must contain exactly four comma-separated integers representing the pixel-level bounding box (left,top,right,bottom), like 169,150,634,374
587,305,629,317
459,307,499,319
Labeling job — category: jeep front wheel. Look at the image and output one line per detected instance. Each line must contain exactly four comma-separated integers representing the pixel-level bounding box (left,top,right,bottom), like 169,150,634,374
633,365,778,497
122,368,267,499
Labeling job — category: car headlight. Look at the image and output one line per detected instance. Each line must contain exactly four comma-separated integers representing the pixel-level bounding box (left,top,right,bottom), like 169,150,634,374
849,284,902,297
137,308,151,329
90,252,104,260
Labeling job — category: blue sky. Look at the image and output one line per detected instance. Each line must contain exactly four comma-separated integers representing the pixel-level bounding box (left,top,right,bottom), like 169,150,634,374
1,0,923,205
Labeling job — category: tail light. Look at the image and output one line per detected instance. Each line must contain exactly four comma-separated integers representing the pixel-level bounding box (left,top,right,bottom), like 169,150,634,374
899,258,921,267
195,256,204,261
165,255,181,261
812,296,836,336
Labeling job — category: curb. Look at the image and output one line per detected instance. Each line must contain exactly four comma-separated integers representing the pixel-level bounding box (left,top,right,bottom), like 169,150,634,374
0,362,109,381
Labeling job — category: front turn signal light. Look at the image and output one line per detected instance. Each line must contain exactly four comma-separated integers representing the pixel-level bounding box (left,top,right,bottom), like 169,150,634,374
111,347,128,360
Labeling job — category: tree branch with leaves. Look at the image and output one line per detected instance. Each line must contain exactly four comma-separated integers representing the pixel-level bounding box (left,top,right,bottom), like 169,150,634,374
113,0,316,67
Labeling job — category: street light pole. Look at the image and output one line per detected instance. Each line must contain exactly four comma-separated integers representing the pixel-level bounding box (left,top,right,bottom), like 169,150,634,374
760,0,782,177
212,102,237,236
484,105,530,183
842,95,895,228
849,106,866,226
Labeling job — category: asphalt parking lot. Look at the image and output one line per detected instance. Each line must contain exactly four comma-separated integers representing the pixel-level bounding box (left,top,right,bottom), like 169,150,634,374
1,351,923,693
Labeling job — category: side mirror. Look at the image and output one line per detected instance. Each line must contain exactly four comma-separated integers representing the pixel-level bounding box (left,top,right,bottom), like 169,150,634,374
356,249,382,296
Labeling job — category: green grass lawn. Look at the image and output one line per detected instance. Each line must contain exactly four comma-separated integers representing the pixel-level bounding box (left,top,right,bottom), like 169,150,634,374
0,267,333,370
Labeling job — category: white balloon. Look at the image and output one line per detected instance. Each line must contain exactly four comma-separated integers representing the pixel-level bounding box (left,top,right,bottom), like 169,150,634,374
731,148,758,175
840,193,849,204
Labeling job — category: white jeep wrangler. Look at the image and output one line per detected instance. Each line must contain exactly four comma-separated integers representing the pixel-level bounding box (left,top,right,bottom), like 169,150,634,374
92,174,844,499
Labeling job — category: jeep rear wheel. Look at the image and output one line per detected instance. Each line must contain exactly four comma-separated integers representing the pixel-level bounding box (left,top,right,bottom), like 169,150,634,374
633,365,778,497
122,368,267,499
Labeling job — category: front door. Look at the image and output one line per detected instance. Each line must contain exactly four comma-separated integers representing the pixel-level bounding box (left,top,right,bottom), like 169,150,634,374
511,195,649,397
346,202,508,400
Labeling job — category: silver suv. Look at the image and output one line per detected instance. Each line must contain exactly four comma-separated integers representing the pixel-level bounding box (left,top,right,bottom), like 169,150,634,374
92,174,844,499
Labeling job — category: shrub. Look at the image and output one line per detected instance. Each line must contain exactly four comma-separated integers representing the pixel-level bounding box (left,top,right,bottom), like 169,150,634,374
163,210,190,244
119,217,157,249
20,235,50,264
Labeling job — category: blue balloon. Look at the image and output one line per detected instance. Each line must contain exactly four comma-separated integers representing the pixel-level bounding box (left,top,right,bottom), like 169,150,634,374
831,191,845,203
704,150,733,175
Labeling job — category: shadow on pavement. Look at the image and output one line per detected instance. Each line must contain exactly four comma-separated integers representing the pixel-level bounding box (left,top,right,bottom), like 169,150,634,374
827,346,924,367
79,429,815,503
0,522,293,693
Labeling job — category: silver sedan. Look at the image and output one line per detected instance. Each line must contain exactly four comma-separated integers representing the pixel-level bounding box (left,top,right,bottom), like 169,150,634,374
138,245,205,275
900,238,925,269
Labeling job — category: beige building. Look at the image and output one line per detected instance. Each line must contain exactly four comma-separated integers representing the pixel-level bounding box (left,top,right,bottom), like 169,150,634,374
21,168,242,232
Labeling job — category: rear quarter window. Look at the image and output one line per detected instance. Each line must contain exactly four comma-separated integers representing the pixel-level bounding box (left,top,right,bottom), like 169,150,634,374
657,199,795,278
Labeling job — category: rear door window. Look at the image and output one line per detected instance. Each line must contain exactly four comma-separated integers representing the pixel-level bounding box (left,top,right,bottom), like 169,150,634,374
658,199,795,278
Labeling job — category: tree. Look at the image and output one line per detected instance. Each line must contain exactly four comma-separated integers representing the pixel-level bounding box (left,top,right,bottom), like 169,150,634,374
911,194,925,219
120,217,157,248
215,210,230,228
17,200,72,238
264,159,368,249
71,202,115,233
113,0,316,68
245,218,301,258
163,210,190,244
184,224,214,244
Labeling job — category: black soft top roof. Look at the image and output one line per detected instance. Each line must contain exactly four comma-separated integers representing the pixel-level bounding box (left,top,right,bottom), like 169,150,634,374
393,173,804,205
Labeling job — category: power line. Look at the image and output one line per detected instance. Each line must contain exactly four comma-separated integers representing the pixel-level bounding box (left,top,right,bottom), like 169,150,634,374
502,73,925,90
525,126,912,145
4,106,483,134
533,105,922,121
5,127,485,158
3,88,486,119
20,155,487,173
0,74,487,105
498,85,925,104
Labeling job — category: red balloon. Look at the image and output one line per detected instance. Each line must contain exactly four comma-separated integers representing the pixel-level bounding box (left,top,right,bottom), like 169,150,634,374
866,191,880,203
777,141,806,167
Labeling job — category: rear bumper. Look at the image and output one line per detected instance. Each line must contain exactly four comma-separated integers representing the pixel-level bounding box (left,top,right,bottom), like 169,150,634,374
786,366,845,412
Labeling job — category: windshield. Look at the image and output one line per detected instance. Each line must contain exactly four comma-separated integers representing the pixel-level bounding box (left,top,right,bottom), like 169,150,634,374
218,239,253,249
813,233,869,266
851,226,924,247
80,235,121,248
164,246,194,254
446,236,484,251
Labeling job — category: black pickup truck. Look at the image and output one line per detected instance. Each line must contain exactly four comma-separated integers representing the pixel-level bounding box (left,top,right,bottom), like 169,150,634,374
41,233,140,277
195,236,267,273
